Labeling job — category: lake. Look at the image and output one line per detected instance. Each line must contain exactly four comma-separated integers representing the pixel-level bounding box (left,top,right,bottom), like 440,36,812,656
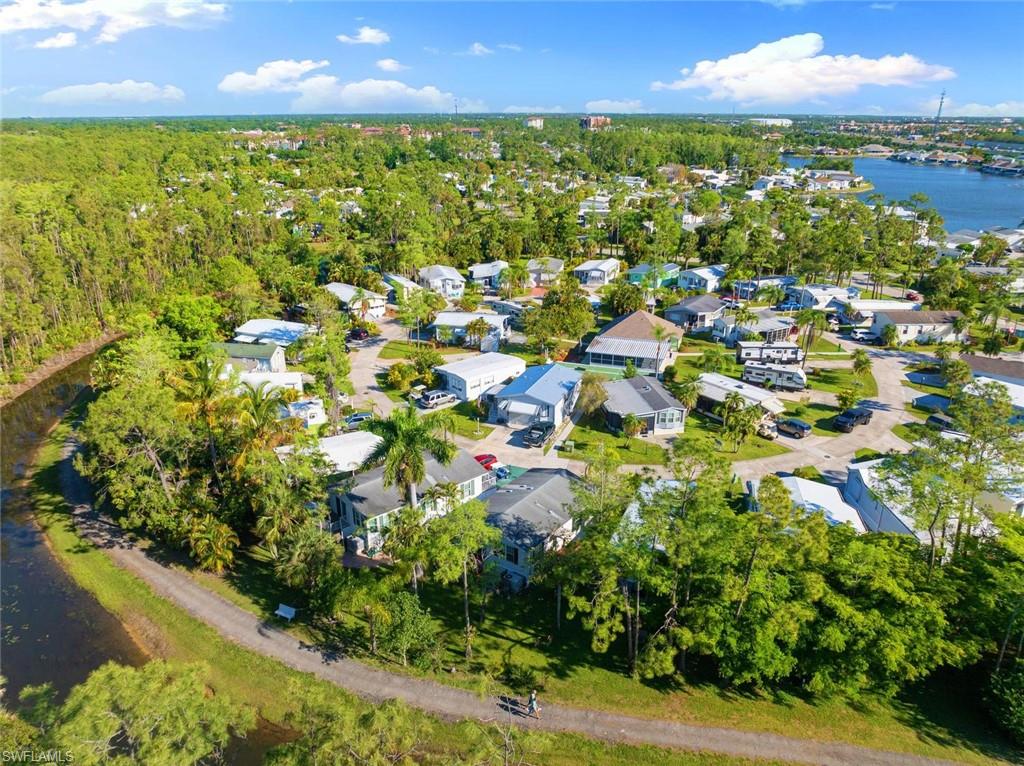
785,156,1024,233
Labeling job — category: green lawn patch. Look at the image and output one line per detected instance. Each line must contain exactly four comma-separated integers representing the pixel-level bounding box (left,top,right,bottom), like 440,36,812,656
893,421,930,444
808,336,845,353
676,412,790,462
853,448,886,462
782,401,841,437
791,465,827,482
566,416,667,465
374,372,410,403
677,332,723,353
805,366,878,397
448,401,494,440
504,341,575,367
377,340,464,360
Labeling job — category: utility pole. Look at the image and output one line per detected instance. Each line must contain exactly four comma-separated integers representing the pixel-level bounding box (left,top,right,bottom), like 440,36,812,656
932,89,945,137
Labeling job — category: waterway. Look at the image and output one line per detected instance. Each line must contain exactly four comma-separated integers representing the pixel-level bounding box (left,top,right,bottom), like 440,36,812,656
0,354,286,762
786,156,1024,233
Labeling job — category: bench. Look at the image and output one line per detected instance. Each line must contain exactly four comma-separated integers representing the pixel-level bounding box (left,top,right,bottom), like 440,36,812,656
275,604,296,622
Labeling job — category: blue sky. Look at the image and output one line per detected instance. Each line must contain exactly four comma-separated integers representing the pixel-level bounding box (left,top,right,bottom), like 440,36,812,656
2,1,1022,118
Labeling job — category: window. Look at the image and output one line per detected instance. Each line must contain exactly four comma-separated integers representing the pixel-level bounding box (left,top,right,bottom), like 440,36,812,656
459,479,477,501
503,544,520,565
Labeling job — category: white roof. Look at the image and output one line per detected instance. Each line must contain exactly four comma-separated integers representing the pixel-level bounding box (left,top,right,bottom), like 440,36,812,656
236,371,304,392
574,258,618,273
276,431,384,474
755,476,866,533
419,265,465,282
233,318,314,347
324,282,385,305
434,312,508,331
385,273,421,291
841,299,918,313
968,377,1024,410
681,263,727,279
469,260,508,279
697,372,785,414
435,352,526,381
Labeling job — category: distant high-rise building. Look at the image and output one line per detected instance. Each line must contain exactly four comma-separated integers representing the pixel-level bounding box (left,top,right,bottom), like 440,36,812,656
524,116,544,130
580,115,612,130
748,117,793,128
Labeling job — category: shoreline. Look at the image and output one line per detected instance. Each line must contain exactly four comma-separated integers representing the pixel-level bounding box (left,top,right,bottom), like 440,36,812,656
0,332,124,408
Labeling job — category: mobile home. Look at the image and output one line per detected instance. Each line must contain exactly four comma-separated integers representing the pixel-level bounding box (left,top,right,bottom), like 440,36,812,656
735,341,805,365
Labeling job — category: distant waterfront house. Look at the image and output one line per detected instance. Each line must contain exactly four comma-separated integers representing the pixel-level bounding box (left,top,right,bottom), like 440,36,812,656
432,312,511,347
468,260,509,289
712,310,796,346
418,265,466,299
330,450,491,555
572,258,620,286
434,352,526,401
602,376,688,435
627,262,681,287
583,310,681,374
526,257,564,286
677,263,727,293
324,282,387,320
233,319,316,348
664,295,726,331
860,144,894,158
210,341,286,373
870,310,965,344
964,265,1024,294
489,363,582,427
484,468,577,588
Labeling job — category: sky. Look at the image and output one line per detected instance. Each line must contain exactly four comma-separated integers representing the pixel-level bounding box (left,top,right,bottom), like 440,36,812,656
1,1,1022,119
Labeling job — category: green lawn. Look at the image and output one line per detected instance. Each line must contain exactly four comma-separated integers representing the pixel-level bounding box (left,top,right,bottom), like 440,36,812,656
676,412,791,462
853,448,887,462
377,339,465,360
892,421,931,444
566,416,668,465
374,372,410,403
805,366,878,397
807,336,845,353
29,414,763,766
781,401,842,437
504,340,576,367
448,401,494,440
677,332,723,353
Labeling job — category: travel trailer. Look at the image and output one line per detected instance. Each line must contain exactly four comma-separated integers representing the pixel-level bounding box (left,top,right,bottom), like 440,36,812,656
740,362,807,391
735,341,805,365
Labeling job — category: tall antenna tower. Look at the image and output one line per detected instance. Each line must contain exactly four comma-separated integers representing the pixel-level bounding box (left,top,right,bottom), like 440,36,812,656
933,90,946,137
454,98,459,117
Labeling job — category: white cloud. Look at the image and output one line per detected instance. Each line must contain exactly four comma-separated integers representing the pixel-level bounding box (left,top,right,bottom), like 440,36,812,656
585,98,648,113
0,0,227,44
503,105,565,113
336,25,389,45
922,97,1024,118
39,79,184,104
291,76,486,113
497,43,521,52
218,59,329,93
34,30,76,47
651,33,954,106
375,58,407,72
464,42,492,56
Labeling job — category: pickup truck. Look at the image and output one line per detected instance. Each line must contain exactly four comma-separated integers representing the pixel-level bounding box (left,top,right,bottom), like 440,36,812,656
834,407,873,432
522,421,555,448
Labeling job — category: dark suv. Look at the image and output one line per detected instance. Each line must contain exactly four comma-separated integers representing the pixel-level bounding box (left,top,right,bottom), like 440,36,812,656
522,421,555,448
834,407,873,433
777,418,812,439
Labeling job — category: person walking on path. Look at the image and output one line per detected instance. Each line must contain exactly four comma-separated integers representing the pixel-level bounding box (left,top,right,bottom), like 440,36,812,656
527,689,541,719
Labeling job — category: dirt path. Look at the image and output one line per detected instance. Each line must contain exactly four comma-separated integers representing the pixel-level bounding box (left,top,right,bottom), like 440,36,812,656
58,438,964,766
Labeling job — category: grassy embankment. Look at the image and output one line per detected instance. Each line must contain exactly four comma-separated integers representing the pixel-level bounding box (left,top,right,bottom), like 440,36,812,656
26,413,774,766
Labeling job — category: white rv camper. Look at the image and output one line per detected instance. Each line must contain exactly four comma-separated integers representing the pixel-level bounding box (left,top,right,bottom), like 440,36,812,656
735,341,805,365
740,362,807,391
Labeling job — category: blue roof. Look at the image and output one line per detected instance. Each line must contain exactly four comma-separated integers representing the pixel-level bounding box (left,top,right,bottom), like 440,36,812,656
496,363,582,405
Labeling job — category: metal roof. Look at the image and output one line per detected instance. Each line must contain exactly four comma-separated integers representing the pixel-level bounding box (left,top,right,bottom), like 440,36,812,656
435,352,526,380
233,319,315,347
496,363,582,406
419,265,465,282
697,372,785,415
602,376,684,416
484,468,578,548
586,336,672,360
324,282,385,304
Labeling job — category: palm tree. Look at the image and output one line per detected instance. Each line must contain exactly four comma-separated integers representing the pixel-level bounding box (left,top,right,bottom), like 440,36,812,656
756,284,786,308
795,309,828,369
274,521,337,592
233,382,298,475
174,355,230,480
503,259,531,299
674,376,701,433
733,306,758,335
981,293,1009,334
576,371,609,417
622,413,644,443
188,514,239,574
700,348,725,373
464,317,492,349
651,325,677,378
852,348,872,378
362,403,456,508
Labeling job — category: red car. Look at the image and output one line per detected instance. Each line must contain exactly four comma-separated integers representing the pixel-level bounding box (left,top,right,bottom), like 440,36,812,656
474,453,498,470
906,291,923,302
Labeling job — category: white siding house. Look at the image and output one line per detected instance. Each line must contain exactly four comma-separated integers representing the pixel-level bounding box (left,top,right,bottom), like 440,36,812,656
324,283,387,320
434,352,526,401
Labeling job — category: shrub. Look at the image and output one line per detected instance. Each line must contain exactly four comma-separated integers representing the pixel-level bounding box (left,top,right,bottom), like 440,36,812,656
989,660,1024,745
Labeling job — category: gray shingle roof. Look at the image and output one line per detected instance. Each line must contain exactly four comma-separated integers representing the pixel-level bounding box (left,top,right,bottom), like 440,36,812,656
602,376,684,417
484,468,578,548
666,295,726,315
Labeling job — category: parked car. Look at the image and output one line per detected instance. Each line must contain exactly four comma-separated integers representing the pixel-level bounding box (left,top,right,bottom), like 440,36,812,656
345,411,374,429
906,291,923,302
419,389,456,409
522,421,555,448
777,418,812,438
834,407,873,432
758,421,778,440
347,327,370,342
720,296,744,309
777,300,802,312
850,328,875,342
474,453,498,470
